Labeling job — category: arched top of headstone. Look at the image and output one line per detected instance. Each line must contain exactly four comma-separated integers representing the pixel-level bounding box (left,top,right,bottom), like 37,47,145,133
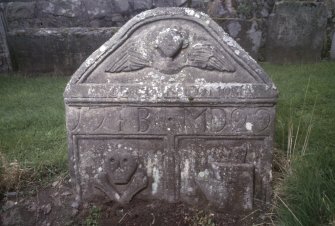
65,7,277,103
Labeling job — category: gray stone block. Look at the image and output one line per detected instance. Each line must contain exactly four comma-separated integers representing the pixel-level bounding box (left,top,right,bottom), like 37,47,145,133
215,18,264,59
83,0,112,19
3,1,39,29
36,0,88,27
39,0,84,18
0,10,12,73
8,27,118,74
132,0,153,11
153,0,177,7
64,8,277,214
265,1,328,64
5,1,36,20
331,32,335,60
113,0,130,13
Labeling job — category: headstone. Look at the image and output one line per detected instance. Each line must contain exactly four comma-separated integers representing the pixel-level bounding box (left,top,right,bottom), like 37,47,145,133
64,8,277,214
0,9,12,73
266,1,328,64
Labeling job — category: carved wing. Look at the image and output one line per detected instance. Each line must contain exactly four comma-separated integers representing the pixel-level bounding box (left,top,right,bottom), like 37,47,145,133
187,43,236,72
105,42,151,73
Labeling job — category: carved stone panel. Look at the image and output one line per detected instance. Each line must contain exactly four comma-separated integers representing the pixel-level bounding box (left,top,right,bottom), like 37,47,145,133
75,136,168,203
64,8,277,214
177,137,265,211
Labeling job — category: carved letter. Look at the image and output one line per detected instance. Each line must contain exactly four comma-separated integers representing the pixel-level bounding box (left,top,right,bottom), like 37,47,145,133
209,108,226,132
231,109,247,132
185,108,207,132
118,109,124,132
138,108,151,132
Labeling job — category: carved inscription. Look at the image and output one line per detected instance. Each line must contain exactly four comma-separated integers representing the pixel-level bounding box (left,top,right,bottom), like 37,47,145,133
209,108,226,132
185,108,207,133
138,108,151,132
73,83,276,100
69,106,272,135
164,84,252,98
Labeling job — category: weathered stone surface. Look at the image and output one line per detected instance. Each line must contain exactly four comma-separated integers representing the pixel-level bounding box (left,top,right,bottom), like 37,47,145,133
64,8,277,214
8,27,118,74
215,19,264,59
132,0,153,11
203,0,275,19
39,0,85,18
2,1,38,30
325,0,335,17
153,0,177,7
37,0,88,27
1,0,277,30
5,1,36,20
0,9,12,73
331,32,335,60
266,1,328,64
82,0,116,27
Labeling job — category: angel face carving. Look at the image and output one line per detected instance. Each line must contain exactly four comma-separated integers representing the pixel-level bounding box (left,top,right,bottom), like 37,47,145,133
105,151,137,185
105,26,236,75
155,28,187,58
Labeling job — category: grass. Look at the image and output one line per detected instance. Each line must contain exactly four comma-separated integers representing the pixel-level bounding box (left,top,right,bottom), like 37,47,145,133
262,62,335,226
0,62,335,225
0,75,69,191
84,205,101,226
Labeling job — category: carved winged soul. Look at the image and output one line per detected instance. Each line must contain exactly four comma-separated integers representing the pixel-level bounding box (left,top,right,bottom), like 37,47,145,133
105,27,235,74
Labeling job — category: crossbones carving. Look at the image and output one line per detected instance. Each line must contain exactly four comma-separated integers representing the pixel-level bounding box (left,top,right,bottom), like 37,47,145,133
94,149,148,205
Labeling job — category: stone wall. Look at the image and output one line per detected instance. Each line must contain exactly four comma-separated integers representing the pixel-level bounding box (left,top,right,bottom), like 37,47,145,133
8,27,118,74
0,9,12,73
0,0,188,29
0,0,334,74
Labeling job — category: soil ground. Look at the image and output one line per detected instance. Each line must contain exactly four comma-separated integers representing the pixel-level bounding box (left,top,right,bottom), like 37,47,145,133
0,179,272,226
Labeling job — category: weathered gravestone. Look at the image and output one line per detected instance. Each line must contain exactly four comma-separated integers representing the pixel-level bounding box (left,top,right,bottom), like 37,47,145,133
266,1,328,64
64,8,277,213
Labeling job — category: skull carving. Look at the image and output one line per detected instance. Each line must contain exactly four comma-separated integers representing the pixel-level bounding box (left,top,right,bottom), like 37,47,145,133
105,150,137,185
94,146,148,205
